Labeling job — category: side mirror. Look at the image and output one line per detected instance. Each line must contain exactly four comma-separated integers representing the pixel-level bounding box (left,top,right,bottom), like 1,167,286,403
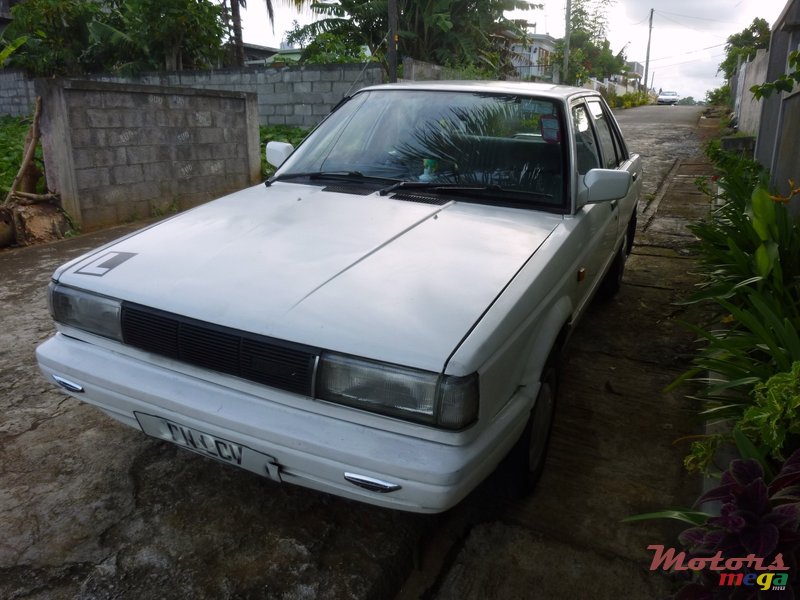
584,169,631,204
266,141,294,168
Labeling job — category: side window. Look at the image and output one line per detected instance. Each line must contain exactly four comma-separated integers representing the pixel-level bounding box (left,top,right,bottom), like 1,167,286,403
571,103,600,175
587,99,621,169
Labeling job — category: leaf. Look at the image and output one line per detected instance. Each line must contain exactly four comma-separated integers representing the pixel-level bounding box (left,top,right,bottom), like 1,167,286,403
621,510,710,526
740,521,779,555
734,429,773,478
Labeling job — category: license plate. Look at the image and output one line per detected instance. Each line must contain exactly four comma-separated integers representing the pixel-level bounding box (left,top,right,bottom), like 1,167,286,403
134,412,281,481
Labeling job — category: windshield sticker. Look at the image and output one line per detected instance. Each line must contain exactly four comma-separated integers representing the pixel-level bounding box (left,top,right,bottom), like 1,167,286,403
75,252,137,277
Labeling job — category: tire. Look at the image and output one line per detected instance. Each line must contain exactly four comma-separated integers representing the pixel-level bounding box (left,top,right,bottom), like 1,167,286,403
504,361,559,495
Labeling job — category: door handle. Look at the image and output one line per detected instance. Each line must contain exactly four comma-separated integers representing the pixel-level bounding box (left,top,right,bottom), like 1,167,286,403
632,172,639,181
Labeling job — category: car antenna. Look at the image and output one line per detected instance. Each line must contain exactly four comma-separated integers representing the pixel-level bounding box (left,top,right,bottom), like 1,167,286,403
342,32,389,100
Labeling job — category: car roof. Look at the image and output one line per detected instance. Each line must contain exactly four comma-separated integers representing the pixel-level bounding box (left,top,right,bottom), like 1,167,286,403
358,80,599,101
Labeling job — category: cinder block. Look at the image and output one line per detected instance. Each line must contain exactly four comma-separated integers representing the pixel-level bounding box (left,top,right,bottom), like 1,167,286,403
293,82,312,95
301,70,322,82
75,167,111,190
126,145,160,164
312,81,332,93
112,164,144,185
321,70,343,82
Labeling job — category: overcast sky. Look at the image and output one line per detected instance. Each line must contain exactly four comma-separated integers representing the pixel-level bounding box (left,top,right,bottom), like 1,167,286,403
240,0,788,101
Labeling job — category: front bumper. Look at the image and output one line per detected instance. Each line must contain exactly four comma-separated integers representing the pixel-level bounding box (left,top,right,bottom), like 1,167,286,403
36,333,525,513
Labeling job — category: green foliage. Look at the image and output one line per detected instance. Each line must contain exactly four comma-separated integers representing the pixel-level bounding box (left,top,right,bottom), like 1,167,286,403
705,83,731,107
0,115,32,198
673,143,800,472
0,34,28,66
289,0,536,77
613,91,648,109
287,21,370,64
740,362,800,460
5,0,105,76
552,0,625,85
751,50,800,100
719,17,771,80
676,96,696,106
260,125,309,178
6,0,225,76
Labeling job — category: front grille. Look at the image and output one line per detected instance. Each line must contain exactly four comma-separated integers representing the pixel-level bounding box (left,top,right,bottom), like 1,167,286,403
121,304,318,396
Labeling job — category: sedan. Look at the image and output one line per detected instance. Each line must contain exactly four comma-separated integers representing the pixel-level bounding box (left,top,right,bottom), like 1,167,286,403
37,81,641,513
657,91,680,105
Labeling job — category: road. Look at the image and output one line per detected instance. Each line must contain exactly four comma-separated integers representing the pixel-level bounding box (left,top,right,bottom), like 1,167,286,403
1,105,709,599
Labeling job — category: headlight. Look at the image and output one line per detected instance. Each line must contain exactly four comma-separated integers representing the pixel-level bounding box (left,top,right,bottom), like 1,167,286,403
48,283,123,341
316,353,478,430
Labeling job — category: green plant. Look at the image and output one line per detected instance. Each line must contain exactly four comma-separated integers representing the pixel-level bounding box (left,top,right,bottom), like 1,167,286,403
0,34,28,66
740,362,800,461
706,84,732,108
0,115,33,198
628,446,800,599
751,50,800,99
672,145,800,471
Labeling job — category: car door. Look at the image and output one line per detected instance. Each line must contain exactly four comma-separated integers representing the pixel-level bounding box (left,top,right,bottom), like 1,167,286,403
585,97,641,248
570,100,617,296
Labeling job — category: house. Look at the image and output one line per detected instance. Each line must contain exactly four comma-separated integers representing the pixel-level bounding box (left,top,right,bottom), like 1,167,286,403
511,33,557,81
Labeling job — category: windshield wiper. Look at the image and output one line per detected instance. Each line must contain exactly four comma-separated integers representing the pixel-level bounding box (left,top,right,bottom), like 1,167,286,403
265,171,398,187
379,180,553,201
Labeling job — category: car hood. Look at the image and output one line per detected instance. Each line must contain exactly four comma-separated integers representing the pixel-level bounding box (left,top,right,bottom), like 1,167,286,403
57,183,561,372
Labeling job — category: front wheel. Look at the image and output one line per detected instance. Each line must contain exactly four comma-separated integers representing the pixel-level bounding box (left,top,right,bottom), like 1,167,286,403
504,362,559,495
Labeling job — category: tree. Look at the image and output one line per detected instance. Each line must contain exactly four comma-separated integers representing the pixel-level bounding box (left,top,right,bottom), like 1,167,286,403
5,0,105,76
719,17,770,80
6,0,226,75
225,0,310,67
287,0,536,77
553,0,624,85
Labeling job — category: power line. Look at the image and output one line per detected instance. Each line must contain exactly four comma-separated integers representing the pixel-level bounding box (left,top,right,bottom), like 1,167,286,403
655,9,748,26
654,53,726,70
648,43,727,63
653,11,730,39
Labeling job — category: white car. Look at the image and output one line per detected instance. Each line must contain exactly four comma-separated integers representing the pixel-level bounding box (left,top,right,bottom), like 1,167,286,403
657,91,680,105
37,82,641,513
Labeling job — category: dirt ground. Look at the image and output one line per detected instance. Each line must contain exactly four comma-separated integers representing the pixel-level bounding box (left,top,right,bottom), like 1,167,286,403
1,106,714,599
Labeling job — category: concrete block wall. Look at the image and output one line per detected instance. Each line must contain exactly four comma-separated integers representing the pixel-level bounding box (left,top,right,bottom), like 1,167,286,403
76,64,380,126
36,79,261,231
733,49,769,136
0,69,36,116
2,64,383,125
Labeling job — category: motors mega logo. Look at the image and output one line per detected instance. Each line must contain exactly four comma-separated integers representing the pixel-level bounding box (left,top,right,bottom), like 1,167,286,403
647,545,791,591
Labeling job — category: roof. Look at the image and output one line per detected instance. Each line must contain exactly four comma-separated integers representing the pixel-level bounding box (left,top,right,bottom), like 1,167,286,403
359,80,596,100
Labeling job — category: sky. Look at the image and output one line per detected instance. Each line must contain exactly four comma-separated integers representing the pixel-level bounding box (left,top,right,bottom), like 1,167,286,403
239,0,788,102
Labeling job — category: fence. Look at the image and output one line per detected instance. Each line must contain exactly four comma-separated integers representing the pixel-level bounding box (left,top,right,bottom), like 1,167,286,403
37,79,261,231
1,63,383,126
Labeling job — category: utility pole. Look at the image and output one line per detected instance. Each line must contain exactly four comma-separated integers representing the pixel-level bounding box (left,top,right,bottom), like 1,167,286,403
562,0,571,84
388,0,399,83
643,8,654,95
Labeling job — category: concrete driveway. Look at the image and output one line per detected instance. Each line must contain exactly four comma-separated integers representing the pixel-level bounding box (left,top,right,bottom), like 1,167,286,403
1,106,712,599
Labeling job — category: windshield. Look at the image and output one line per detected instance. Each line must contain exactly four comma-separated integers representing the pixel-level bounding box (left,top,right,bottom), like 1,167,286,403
276,89,567,209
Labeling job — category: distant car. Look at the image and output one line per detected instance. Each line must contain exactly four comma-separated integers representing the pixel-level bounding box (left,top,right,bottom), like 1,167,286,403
657,91,680,105
37,81,641,513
